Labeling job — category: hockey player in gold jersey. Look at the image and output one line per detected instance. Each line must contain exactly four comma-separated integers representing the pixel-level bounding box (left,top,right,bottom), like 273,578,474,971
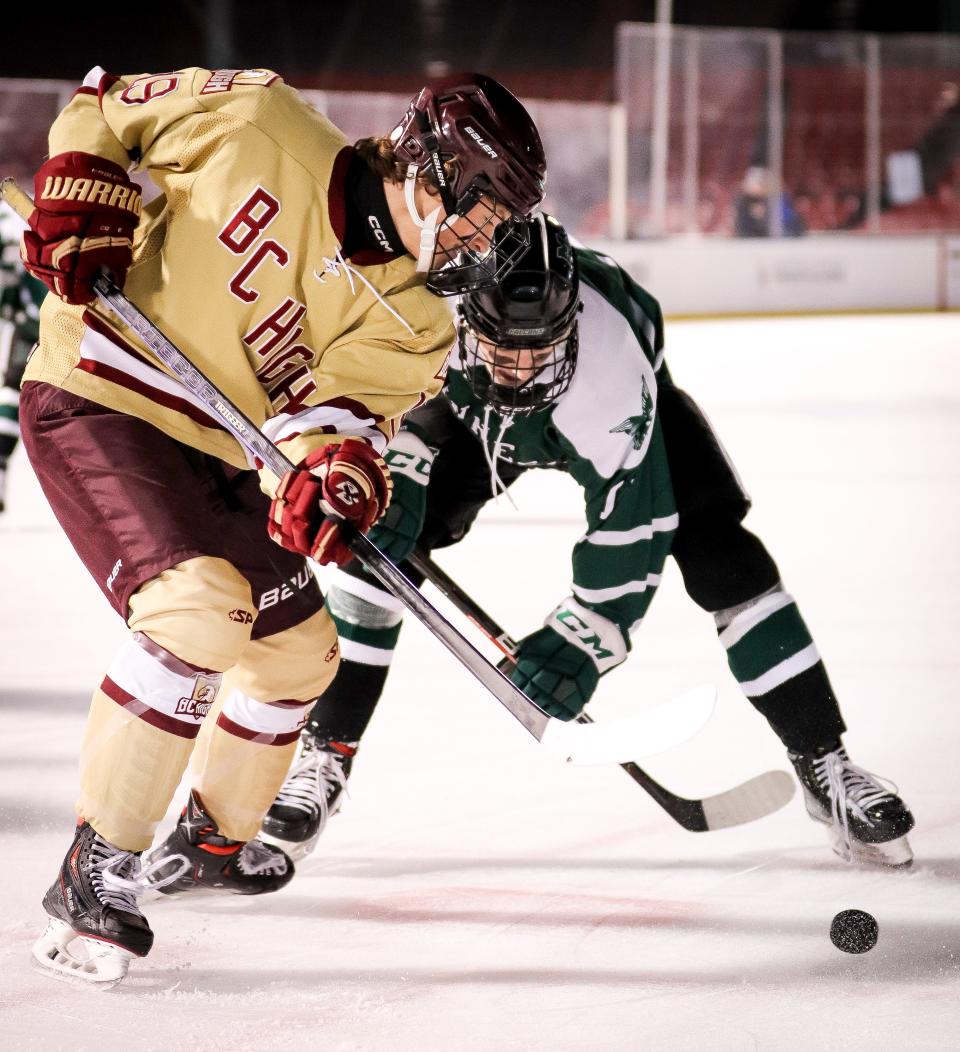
18,66,545,986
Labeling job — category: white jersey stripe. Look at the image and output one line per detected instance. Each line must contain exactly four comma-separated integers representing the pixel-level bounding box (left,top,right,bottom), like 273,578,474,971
573,573,662,604
719,589,796,650
79,327,225,432
582,513,679,547
739,643,821,697
263,404,387,453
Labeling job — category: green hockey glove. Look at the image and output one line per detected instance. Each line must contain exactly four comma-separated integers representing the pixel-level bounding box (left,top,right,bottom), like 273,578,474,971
367,429,435,563
504,626,600,721
504,597,630,721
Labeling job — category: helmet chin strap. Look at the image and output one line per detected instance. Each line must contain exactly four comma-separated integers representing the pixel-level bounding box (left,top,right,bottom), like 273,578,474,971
405,165,446,272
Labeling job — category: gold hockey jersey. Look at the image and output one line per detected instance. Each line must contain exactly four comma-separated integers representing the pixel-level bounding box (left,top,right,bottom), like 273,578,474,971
24,67,454,480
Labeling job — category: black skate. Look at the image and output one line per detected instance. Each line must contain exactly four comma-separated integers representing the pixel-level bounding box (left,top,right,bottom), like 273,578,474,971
259,734,356,861
145,790,294,895
32,820,187,988
788,741,915,867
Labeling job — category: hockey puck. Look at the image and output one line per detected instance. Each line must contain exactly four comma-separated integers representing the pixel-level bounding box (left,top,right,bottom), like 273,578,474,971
829,909,878,954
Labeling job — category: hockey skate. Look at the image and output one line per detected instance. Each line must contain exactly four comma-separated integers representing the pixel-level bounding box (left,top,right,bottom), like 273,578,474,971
259,734,356,861
32,820,188,989
788,742,915,866
144,790,294,896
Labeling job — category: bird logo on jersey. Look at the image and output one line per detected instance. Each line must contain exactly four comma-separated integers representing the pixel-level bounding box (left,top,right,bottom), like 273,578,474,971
175,677,219,721
610,377,654,451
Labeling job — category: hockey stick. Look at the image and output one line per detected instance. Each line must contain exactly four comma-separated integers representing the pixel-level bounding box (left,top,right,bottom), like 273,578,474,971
408,549,796,831
2,177,716,767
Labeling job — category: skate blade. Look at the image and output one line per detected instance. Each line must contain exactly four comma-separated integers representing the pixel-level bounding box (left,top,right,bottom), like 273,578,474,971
32,918,136,989
258,794,344,863
829,828,914,868
803,795,916,868
256,829,320,863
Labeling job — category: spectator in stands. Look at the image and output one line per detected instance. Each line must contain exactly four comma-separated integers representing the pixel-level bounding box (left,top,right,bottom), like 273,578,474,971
697,180,731,235
734,166,805,237
915,81,960,197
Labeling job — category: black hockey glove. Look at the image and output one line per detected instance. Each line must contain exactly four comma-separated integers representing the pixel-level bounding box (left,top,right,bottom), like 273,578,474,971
367,431,435,562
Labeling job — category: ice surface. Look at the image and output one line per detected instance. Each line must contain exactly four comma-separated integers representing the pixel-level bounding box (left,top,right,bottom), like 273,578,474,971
1,313,958,1050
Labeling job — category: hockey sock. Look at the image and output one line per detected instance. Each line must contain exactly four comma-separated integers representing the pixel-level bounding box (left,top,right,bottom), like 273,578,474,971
189,606,340,842
715,586,847,752
77,635,223,852
191,684,312,842
306,658,391,742
302,567,406,742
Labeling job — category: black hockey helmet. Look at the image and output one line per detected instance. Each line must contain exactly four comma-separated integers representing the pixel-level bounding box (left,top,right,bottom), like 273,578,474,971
389,73,546,296
457,213,581,415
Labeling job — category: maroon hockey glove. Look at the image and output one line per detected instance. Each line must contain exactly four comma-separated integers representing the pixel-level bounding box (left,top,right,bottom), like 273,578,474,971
21,152,141,305
268,439,392,566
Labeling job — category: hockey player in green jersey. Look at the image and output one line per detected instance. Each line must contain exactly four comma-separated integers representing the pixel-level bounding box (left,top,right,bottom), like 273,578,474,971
262,214,915,870
0,203,45,512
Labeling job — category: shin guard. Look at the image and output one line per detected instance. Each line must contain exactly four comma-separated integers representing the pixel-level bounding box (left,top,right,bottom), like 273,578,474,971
77,634,223,851
191,606,340,841
190,688,312,842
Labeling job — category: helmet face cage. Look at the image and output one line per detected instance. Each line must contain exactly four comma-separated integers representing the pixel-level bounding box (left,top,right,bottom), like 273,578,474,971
427,211,529,296
390,74,547,296
457,318,579,416
456,214,581,414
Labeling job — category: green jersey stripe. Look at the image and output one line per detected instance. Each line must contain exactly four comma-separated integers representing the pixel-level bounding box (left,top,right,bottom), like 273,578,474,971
338,637,396,667
725,603,815,682
737,643,821,697
573,527,674,590
719,589,796,649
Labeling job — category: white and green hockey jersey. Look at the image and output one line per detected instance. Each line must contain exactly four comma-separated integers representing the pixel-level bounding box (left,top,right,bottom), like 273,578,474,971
443,246,677,649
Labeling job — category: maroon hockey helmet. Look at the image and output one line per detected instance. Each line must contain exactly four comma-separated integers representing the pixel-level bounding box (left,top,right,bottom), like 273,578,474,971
391,73,546,218
389,73,547,295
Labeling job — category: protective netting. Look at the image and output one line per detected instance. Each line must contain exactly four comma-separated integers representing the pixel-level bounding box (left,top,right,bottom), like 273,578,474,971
3,37,960,242
616,24,960,236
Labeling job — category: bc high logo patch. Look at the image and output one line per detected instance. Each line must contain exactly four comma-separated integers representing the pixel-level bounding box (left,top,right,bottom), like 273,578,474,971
175,677,218,721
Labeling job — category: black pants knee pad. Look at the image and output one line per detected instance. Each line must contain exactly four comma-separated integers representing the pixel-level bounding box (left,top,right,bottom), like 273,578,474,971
671,513,781,614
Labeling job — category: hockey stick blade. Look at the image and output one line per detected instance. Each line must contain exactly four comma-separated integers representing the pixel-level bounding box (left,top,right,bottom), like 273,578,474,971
615,763,796,831
538,685,716,766
698,770,796,830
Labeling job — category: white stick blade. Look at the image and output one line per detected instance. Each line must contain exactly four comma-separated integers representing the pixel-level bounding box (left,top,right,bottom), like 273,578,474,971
539,685,717,766
700,770,796,829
